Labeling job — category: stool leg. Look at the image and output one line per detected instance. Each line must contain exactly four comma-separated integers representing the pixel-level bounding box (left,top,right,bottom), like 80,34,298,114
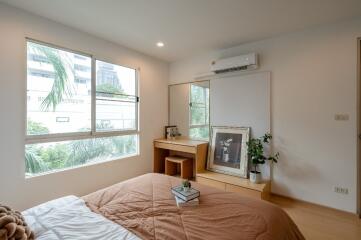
181,160,193,179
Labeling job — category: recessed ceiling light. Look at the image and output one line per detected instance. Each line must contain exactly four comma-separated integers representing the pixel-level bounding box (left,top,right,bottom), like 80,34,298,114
157,42,164,47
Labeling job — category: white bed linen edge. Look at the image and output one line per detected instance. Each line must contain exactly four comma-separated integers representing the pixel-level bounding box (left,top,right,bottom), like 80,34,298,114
22,195,140,240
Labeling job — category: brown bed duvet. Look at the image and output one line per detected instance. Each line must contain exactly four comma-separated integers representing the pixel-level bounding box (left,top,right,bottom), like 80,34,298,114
83,173,304,240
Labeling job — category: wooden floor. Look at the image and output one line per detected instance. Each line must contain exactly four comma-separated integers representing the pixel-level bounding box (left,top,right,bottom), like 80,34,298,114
270,195,361,240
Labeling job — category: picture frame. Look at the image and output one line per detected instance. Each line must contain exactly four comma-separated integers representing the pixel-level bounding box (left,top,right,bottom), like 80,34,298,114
207,126,250,178
164,125,177,138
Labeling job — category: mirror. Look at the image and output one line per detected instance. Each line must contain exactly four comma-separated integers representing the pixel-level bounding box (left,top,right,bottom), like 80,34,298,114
169,81,210,140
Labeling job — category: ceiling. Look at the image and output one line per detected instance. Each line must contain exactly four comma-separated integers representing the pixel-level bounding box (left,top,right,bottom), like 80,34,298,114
2,0,361,62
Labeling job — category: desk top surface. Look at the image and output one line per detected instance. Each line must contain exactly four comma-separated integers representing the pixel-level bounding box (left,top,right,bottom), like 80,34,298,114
154,138,208,147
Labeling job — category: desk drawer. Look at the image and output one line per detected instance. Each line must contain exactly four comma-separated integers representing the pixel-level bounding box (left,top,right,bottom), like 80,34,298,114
197,176,226,191
154,142,195,154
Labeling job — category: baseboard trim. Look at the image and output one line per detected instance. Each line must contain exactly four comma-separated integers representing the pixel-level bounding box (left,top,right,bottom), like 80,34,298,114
270,193,359,218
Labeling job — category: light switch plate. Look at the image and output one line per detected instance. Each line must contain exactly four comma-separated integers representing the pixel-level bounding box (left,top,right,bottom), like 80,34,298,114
334,114,349,121
334,186,349,195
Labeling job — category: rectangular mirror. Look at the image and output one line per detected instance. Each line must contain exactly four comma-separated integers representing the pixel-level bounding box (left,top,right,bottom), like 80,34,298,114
169,80,210,140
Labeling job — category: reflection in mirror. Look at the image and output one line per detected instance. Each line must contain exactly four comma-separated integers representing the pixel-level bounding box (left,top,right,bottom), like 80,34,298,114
189,81,209,140
169,81,209,141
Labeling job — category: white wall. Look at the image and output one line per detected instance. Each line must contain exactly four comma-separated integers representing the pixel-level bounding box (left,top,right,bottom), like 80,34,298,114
170,18,361,213
0,3,169,210
211,72,271,179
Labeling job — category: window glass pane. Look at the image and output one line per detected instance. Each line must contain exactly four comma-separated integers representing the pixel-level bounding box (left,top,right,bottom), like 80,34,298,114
96,100,136,131
96,60,136,96
27,42,91,135
190,84,206,104
190,106,206,125
190,127,209,140
96,60,137,131
25,134,138,177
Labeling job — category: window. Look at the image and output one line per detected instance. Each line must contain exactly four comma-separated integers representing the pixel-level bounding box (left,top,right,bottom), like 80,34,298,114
26,40,139,177
189,82,209,140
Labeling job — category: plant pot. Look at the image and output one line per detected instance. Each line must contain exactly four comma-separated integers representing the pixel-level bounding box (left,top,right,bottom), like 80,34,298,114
223,153,229,162
183,186,190,192
249,171,261,183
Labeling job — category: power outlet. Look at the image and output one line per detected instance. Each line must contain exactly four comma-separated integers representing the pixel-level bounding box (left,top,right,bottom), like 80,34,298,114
334,186,349,195
334,114,349,121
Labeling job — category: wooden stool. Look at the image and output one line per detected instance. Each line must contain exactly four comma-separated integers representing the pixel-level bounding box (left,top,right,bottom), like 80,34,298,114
165,156,193,179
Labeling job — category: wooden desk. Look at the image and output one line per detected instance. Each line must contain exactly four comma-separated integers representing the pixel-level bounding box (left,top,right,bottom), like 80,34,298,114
153,138,208,177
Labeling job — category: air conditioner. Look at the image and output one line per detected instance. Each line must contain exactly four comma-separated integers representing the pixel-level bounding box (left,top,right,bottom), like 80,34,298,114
210,53,258,74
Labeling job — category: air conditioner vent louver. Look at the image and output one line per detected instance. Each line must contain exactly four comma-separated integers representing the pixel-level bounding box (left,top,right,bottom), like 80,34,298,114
214,65,249,74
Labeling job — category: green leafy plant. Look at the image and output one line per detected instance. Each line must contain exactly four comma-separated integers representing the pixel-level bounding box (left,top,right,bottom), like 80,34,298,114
27,120,49,135
96,83,124,97
247,133,279,173
182,180,191,188
25,146,48,174
29,42,73,111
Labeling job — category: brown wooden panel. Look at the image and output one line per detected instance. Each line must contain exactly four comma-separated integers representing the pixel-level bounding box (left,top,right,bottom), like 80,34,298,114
165,159,178,176
196,171,267,192
155,142,195,153
195,143,209,173
225,184,262,199
153,147,168,173
197,176,226,190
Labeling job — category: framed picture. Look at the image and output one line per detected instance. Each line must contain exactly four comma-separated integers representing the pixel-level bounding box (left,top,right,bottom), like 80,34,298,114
164,125,177,138
207,126,250,178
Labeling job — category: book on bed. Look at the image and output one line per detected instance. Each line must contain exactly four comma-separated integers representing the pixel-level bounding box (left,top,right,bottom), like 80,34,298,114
175,196,199,207
171,186,200,202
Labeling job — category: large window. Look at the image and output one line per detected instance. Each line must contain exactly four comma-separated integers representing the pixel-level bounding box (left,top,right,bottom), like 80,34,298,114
26,40,139,177
189,82,209,140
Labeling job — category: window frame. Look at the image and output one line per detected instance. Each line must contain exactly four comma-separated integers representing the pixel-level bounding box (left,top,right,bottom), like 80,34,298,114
25,38,140,145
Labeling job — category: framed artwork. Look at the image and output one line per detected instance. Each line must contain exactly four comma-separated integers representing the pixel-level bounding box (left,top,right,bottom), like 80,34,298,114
164,125,177,138
207,126,250,178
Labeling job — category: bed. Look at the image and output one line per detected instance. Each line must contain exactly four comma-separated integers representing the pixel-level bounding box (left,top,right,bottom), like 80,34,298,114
23,173,304,240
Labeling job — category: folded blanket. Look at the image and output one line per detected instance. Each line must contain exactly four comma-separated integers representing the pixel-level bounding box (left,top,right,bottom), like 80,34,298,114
0,204,34,240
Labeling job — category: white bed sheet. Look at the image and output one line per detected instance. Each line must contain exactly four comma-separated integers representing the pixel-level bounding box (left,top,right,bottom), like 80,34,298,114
22,195,140,240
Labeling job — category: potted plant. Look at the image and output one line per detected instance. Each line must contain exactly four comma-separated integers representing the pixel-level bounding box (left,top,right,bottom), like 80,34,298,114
182,180,191,192
247,133,279,183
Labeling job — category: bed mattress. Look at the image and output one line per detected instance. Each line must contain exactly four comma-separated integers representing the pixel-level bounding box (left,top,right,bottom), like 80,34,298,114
83,173,304,240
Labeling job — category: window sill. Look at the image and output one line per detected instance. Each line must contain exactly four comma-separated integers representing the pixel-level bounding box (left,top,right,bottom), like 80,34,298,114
25,152,139,179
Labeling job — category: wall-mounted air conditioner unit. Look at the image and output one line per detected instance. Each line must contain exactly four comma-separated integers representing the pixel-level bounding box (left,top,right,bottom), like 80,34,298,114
210,53,258,74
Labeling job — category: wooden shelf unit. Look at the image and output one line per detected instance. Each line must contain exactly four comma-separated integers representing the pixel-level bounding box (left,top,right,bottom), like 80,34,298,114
154,138,270,201
153,138,209,177
196,171,270,200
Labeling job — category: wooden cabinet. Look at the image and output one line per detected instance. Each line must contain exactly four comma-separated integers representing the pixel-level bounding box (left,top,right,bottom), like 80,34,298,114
196,171,270,201
153,138,208,178
197,175,226,190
